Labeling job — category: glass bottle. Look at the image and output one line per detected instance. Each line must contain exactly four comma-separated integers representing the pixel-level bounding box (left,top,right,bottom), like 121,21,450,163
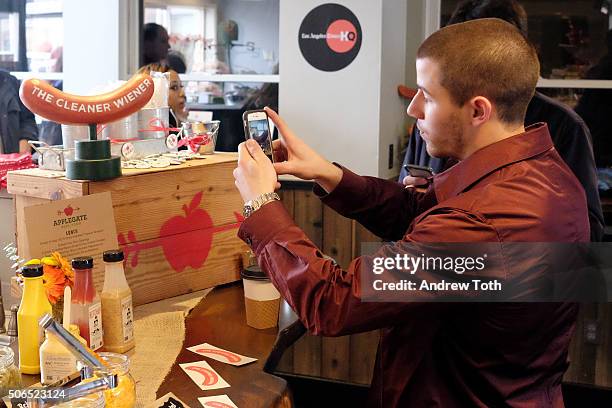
95,352,136,408
0,345,22,398
71,257,103,350
17,263,52,374
101,249,135,353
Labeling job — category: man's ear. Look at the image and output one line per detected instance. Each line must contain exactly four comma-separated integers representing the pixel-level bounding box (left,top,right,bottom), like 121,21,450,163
469,96,492,126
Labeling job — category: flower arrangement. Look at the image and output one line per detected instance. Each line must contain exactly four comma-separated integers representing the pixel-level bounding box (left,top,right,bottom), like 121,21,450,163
23,252,74,321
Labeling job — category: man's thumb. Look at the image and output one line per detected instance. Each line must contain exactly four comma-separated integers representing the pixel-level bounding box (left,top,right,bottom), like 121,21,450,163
246,139,266,161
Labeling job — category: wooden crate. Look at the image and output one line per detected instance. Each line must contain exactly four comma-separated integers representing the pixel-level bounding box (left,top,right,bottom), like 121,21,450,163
7,153,248,306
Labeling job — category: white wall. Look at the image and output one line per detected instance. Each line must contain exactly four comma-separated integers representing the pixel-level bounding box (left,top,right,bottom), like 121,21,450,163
63,0,122,94
279,0,407,177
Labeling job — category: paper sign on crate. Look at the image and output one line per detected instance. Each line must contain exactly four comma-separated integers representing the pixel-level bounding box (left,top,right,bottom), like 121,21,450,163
23,191,118,281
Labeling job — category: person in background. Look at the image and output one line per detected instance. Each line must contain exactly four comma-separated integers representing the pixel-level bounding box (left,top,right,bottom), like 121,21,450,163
167,50,187,74
0,69,38,154
399,0,604,242
137,63,188,129
574,28,612,168
143,23,171,66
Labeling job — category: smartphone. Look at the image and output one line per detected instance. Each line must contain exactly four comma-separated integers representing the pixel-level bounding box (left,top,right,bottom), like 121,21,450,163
403,164,435,178
243,109,274,162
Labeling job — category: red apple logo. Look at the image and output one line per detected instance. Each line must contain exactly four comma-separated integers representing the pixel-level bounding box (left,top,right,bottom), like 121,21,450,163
64,205,74,216
117,192,244,271
159,192,214,272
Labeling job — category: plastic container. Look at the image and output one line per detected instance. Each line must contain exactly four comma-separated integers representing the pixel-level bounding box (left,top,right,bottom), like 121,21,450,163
40,324,86,385
100,113,138,142
61,124,90,150
101,249,135,353
95,352,136,408
138,107,169,140
71,257,104,351
18,263,52,374
0,346,22,397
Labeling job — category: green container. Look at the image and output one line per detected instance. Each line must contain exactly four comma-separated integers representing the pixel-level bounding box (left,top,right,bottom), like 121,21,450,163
65,139,122,181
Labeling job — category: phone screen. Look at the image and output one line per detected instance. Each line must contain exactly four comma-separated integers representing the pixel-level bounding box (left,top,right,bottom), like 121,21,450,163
245,111,273,160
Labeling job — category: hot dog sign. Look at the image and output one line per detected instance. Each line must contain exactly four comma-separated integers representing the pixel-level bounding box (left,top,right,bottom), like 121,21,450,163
19,73,154,125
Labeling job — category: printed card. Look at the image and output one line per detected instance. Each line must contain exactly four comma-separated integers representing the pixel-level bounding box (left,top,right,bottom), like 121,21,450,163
187,343,257,366
198,395,238,408
149,392,191,408
179,360,230,391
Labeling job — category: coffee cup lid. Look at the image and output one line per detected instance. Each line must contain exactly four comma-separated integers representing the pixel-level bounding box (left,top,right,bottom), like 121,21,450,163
240,265,269,281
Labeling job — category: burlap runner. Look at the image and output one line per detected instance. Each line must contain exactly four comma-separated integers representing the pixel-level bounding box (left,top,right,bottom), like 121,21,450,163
131,289,212,407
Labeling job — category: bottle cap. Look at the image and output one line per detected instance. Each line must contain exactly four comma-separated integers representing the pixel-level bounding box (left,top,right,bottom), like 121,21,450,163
102,249,124,263
71,257,93,270
21,264,44,277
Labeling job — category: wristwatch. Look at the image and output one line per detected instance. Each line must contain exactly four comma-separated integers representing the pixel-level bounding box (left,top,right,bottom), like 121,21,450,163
243,192,281,218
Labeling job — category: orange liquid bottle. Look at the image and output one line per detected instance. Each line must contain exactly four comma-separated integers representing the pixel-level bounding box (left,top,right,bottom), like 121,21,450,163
70,257,104,350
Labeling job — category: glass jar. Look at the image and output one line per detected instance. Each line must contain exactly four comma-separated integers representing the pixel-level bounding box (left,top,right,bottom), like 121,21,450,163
95,352,136,408
0,345,22,397
55,392,105,408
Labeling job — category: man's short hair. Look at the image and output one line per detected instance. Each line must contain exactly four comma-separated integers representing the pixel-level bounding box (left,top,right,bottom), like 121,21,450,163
448,0,528,36
144,23,165,42
417,18,539,124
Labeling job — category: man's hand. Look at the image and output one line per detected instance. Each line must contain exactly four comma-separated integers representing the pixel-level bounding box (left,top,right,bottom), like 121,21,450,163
18,139,30,154
265,107,342,193
233,139,279,203
402,175,429,187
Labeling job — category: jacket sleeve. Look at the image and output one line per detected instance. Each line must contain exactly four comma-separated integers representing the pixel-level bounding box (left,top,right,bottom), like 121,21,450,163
13,77,38,142
553,116,603,242
238,201,500,337
312,166,436,241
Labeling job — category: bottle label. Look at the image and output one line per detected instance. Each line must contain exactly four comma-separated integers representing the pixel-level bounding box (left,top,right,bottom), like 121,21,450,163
88,302,104,350
41,353,77,384
122,295,134,342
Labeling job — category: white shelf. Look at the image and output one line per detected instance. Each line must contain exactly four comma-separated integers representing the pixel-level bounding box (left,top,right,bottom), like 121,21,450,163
537,79,612,89
10,71,64,81
179,73,279,83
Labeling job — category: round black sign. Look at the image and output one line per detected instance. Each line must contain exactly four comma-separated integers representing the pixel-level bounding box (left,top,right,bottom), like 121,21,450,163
298,3,362,72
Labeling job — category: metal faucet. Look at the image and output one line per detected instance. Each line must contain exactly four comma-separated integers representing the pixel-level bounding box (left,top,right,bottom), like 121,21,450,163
24,314,119,407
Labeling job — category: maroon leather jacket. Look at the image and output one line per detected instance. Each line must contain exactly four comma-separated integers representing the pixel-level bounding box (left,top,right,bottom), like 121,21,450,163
238,123,589,407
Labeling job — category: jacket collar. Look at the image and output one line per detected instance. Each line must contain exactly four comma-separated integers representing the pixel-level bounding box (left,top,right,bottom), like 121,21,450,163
433,122,554,202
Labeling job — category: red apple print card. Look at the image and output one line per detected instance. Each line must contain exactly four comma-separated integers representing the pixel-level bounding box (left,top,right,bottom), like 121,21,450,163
179,360,230,391
187,343,257,366
197,395,238,408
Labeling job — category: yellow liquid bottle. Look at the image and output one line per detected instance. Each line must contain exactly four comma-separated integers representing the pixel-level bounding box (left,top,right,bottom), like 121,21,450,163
18,263,52,374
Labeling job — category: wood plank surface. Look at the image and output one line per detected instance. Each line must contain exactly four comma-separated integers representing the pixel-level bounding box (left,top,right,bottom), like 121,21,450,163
7,171,87,200
90,160,243,243
157,283,291,408
119,228,246,305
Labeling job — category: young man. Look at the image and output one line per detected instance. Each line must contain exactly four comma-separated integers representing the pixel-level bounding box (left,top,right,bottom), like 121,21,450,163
399,0,603,242
233,19,588,407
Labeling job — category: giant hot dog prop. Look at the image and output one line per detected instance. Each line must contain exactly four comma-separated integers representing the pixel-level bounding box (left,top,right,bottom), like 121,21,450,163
19,73,154,125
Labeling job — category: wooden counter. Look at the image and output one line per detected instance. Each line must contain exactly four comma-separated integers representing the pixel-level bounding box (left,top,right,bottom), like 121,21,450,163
6,153,248,306
157,283,292,407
